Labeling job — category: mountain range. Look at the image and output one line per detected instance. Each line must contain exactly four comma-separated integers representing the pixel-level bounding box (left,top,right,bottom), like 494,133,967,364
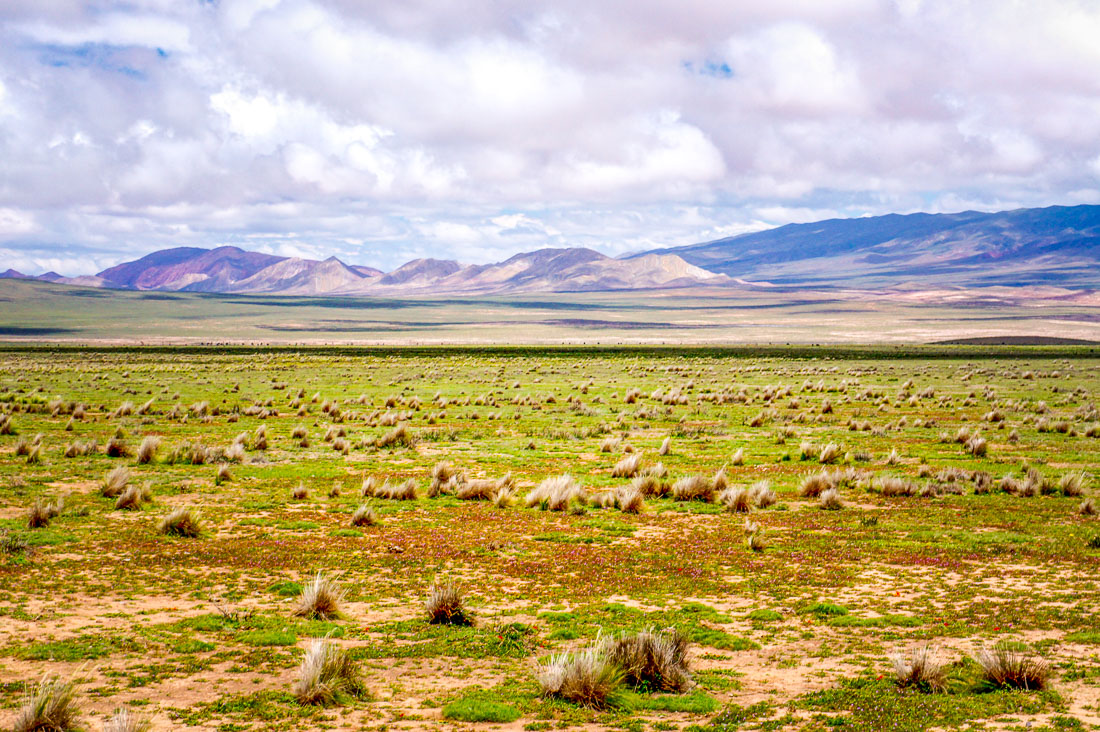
4,204,1098,295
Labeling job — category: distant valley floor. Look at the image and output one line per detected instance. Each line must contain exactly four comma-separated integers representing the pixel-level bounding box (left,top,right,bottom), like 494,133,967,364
1,278,1098,346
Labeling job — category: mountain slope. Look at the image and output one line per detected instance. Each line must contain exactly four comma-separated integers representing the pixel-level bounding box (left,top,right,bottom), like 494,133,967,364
97,246,285,290
356,247,724,294
221,256,370,295
636,204,1100,287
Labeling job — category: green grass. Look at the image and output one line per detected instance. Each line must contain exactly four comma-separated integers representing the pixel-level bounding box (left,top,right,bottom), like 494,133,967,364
442,697,523,723
1,345,1098,731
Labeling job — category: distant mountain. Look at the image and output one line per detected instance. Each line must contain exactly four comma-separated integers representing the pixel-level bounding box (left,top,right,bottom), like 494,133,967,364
228,256,370,295
97,246,285,291
635,204,1100,288
0,269,28,279
356,248,724,295
13,204,1097,295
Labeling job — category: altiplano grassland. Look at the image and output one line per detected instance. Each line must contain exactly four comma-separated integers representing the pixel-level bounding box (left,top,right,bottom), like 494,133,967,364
2,277,1099,345
1,346,1099,731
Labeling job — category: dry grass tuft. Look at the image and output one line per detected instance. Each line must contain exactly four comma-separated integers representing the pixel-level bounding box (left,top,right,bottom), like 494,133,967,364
428,461,459,497
457,474,515,501
611,453,642,478
617,486,645,514
425,579,472,625
819,488,843,510
1080,498,1097,516
373,479,418,500
28,496,63,529
602,628,692,692
376,423,415,449
292,483,309,500
101,466,130,498
1060,472,1086,497
720,486,752,513
105,436,130,458
818,443,841,464
799,472,833,498
13,674,82,732
658,436,671,455
160,507,202,538
294,571,344,620
103,707,151,732
293,637,366,706
115,483,152,510
671,474,715,503
975,646,1049,691
526,474,586,511
749,481,777,508
537,642,624,709
892,645,946,692
351,504,379,527
136,435,160,465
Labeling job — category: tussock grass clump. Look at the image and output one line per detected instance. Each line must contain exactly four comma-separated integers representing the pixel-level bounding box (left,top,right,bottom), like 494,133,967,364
376,423,415,449
1060,472,1086,497
105,436,130,458
1080,498,1097,516
27,498,62,529
13,674,82,732
799,472,833,498
351,505,379,527
294,571,344,620
819,488,843,510
253,425,268,450
892,645,946,692
136,435,159,464
730,447,745,466
975,646,1049,691
602,628,692,692
965,435,988,457
537,643,624,709
658,436,671,455
818,443,841,464
611,453,642,478
425,579,471,625
878,476,919,497
160,507,202,537
671,474,715,502
104,707,151,732
747,530,767,552
600,437,621,453
428,461,459,497
616,486,645,514
457,474,515,501
526,475,586,511
720,486,752,513
749,481,776,508
292,425,308,439
115,483,152,510
216,464,232,484
101,467,130,498
292,483,309,500
373,479,418,500
64,439,97,458
293,638,366,706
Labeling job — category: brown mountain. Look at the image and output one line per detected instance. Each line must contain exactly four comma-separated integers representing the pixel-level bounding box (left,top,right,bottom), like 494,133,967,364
96,246,285,290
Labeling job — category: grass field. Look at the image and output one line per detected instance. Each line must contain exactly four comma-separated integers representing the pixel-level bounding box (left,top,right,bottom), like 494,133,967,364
1,346,1099,731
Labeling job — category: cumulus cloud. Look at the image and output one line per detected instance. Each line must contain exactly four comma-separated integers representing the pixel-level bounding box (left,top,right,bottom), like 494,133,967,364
0,0,1098,274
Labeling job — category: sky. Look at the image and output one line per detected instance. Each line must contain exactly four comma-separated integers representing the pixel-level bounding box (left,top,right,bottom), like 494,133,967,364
2,0,1100,276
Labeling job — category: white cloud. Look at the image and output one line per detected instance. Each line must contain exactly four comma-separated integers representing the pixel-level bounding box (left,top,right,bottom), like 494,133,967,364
0,0,1098,274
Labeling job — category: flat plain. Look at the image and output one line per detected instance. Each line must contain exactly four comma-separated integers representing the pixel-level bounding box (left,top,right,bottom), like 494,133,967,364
1,347,1099,731
2,278,1099,345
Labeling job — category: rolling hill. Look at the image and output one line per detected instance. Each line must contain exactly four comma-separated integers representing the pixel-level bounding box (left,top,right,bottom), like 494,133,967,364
5,204,1097,295
635,204,1100,288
